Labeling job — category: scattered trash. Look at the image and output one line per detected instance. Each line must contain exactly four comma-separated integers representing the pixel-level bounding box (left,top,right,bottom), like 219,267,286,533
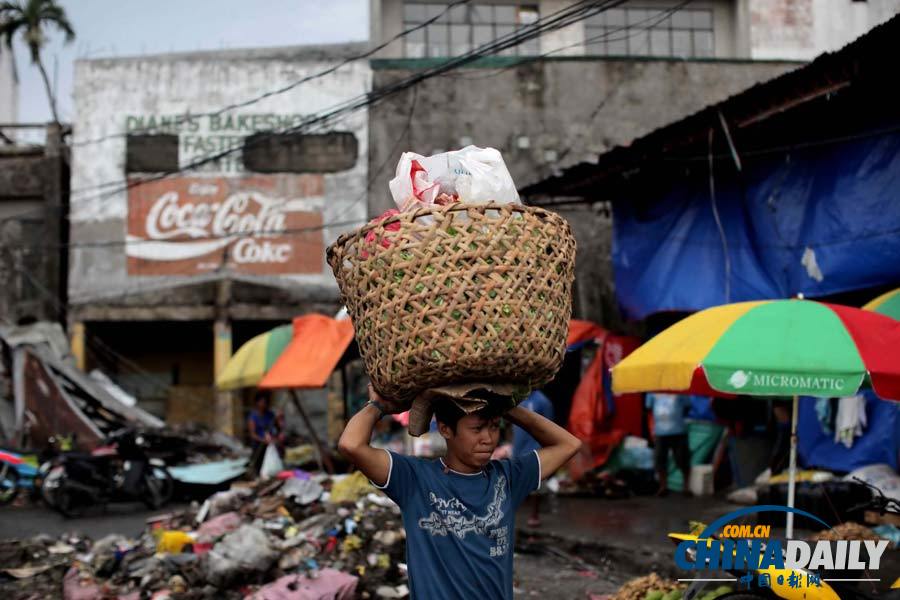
249,569,358,600
375,583,410,599
155,530,194,554
330,471,374,504
281,478,324,505
196,511,242,540
3,564,56,578
205,524,279,587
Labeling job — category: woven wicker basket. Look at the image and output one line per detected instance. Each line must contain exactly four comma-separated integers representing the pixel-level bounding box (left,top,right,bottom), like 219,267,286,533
327,202,576,402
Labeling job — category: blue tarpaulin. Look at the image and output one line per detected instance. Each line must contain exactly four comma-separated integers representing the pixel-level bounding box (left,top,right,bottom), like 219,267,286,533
797,392,900,472
612,131,900,319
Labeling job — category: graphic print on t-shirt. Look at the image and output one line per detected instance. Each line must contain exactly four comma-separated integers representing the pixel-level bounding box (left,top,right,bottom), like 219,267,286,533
417,475,510,557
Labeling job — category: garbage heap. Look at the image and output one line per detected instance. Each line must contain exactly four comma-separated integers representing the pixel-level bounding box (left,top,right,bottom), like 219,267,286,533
0,472,410,599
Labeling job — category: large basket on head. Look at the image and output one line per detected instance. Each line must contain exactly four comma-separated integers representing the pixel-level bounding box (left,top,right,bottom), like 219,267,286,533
327,202,576,402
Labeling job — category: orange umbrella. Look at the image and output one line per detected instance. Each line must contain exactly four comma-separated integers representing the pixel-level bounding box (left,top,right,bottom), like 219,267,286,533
259,314,354,389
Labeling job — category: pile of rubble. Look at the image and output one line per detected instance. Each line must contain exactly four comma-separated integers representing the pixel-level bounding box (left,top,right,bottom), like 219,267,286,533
0,472,409,599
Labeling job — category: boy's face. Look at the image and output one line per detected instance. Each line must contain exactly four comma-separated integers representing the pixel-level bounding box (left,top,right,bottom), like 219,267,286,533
440,413,501,469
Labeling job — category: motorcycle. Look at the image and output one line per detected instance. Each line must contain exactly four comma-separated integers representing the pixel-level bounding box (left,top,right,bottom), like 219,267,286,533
0,449,43,506
669,479,900,600
43,429,174,517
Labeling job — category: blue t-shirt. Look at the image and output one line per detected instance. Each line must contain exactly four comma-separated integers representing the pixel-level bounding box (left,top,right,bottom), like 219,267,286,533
646,393,690,436
249,410,276,446
377,450,541,600
513,391,554,456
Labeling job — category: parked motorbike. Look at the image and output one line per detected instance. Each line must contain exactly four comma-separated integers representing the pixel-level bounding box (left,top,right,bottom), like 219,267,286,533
0,449,43,506
669,480,900,600
43,429,174,517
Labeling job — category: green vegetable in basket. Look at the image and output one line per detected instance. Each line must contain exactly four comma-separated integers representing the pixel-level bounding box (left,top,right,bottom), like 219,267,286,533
644,590,664,600
663,591,682,600
415,283,425,293
502,304,512,316
451,309,463,320
714,586,733,595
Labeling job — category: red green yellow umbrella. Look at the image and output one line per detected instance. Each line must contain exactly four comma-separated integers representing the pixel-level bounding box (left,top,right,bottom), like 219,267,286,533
611,298,900,537
612,299,900,400
863,288,900,320
216,324,293,390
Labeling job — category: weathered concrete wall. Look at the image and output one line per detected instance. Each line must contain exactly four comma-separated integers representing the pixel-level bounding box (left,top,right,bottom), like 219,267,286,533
70,44,371,316
748,0,900,60
0,129,67,325
0,45,16,125
370,57,799,212
369,57,799,326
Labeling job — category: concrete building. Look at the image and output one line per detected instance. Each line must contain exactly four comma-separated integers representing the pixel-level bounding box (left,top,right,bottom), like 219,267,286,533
371,0,900,61
0,42,17,127
366,0,899,328
0,125,68,325
69,44,370,434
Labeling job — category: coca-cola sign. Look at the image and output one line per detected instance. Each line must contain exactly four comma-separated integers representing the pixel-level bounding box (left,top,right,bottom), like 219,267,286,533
126,176,324,276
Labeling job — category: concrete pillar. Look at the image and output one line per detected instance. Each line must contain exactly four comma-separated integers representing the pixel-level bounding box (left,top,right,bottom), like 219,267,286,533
214,278,235,435
70,321,86,371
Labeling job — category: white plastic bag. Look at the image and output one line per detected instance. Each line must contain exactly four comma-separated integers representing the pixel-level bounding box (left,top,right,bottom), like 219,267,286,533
259,443,283,479
452,146,520,205
388,145,520,211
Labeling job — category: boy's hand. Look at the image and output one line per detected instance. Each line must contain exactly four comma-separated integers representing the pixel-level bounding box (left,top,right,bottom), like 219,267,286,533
368,384,406,414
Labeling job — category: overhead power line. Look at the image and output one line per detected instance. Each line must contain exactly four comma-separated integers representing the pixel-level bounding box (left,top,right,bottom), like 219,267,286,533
68,0,472,149
67,0,629,206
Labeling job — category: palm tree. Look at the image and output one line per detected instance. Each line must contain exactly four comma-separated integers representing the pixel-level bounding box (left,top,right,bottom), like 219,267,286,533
0,0,74,124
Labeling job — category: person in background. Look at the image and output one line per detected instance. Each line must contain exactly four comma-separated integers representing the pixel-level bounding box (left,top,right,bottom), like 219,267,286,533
512,389,555,527
248,392,284,470
646,392,692,496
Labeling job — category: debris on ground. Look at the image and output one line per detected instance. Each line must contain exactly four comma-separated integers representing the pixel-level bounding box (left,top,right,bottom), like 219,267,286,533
0,472,408,598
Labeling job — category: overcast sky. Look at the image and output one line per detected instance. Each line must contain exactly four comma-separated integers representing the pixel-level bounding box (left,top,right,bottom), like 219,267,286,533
10,0,369,124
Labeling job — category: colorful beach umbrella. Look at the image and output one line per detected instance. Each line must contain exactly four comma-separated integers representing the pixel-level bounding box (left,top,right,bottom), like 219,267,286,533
611,298,900,537
612,299,900,400
216,324,293,390
863,287,900,320
259,314,354,390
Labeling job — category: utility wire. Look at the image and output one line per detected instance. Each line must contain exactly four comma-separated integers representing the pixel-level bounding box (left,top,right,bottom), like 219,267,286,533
68,0,472,149
67,0,628,204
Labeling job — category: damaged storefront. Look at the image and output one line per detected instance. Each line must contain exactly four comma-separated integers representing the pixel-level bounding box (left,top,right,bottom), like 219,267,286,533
68,44,371,439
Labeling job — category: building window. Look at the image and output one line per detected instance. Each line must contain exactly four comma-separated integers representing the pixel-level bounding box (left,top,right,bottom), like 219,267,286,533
403,2,540,58
585,5,714,58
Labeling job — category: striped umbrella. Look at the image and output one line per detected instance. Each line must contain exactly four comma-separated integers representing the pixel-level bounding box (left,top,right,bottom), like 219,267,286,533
611,298,900,536
216,324,293,390
863,288,900,320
